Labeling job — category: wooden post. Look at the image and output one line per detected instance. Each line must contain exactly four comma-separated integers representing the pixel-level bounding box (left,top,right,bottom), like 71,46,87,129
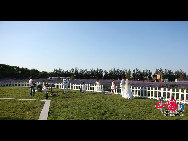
179,89,181,103
137,87,139,97
153,87,155,99
174,88,177,100
149,87,151,99
166,88,168,100
146,87,148,98
134,87,136,97
170,89,173,100
157,87,159,100
161,88,164,98
184,89,186,104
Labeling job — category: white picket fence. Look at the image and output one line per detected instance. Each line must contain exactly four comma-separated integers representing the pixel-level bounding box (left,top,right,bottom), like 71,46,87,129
0,82,104,93
54,83,103,92
0,81,188,104
114,85,188,104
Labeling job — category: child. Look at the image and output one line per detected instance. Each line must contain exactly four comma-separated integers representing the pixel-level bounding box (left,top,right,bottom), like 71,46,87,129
42,83,49,99
111,79,116,95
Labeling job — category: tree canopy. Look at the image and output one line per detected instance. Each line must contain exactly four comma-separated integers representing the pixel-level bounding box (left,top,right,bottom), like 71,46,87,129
0,64,187,81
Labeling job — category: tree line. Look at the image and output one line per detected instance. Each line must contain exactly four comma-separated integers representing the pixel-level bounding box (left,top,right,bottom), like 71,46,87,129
0,64,187,81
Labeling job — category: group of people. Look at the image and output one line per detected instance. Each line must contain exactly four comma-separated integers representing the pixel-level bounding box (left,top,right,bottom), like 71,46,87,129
29,76,133,99
111,77,134,99
29,76,70,97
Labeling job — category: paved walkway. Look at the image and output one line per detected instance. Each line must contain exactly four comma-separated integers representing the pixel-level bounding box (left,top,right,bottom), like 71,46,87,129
0,98,51,120
38,100,51,120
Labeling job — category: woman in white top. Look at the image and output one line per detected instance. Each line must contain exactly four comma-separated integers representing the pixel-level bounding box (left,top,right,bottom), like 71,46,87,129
111,79,116,95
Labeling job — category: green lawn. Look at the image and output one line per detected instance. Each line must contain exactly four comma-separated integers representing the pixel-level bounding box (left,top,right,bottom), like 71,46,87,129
0,87,45,120
0,87,188,120
0,99,44,120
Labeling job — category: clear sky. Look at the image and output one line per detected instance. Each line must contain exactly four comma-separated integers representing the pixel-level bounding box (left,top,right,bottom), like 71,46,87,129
0,21,188,74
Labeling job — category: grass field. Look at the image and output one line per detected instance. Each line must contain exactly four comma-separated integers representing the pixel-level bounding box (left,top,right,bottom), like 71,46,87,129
0,87,188,120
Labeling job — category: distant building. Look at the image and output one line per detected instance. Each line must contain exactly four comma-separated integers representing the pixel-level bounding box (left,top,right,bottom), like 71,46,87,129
153,74,161,82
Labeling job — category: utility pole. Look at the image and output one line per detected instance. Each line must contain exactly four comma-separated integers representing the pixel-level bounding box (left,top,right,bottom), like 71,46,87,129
160,71,162,88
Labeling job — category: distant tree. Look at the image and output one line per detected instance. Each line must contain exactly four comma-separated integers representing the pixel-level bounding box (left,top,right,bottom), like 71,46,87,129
30,69,40,79
1,64,188,81
126,69,131,79
39,71,49,79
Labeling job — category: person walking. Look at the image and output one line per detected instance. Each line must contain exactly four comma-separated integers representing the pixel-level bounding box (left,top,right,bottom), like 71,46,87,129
29,76,35,96
111,79,116,95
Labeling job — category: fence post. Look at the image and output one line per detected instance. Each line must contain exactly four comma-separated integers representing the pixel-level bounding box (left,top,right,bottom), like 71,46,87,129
70,83,71,90
72,84,74,90
145,87,148,98
139,87,141,97
149,87,151,99
137,87,139,97
166,88,168,100
179,89,181,103
156,87,159,100
170,89,173,100
161,88,164,99
184,89,186,104
174,88,177,100
133,87,136,96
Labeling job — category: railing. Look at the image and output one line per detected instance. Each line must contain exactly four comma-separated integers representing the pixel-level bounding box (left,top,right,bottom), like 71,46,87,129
114,85,188,104
54,83,103,92
0,82,104,93
0,81,187,104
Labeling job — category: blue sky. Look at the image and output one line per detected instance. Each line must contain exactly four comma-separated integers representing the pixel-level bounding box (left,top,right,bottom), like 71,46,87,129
0,21,188,73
